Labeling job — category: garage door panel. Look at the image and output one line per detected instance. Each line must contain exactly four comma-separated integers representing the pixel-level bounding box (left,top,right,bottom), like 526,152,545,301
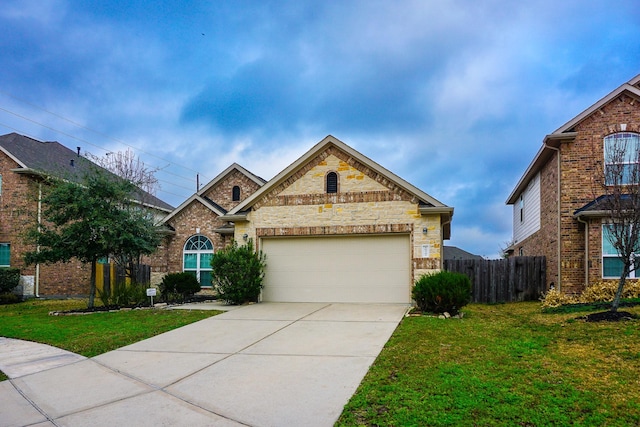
261,235,411,303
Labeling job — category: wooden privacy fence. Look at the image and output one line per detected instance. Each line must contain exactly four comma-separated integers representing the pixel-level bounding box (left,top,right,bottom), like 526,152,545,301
444,256,546,303
96,263,151,293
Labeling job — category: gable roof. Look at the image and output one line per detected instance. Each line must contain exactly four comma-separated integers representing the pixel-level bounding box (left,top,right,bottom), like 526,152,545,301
226,135,454,220
443,245,483,260
160,163,266,224
0,132,174,212
507,74,640,205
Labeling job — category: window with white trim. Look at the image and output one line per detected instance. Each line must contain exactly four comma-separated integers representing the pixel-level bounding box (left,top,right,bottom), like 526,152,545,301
604,132,640,185
183,235,214,286
0,243,9,267
602,224,640,278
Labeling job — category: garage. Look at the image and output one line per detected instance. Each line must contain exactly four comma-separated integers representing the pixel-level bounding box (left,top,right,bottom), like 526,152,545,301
260,234,411,303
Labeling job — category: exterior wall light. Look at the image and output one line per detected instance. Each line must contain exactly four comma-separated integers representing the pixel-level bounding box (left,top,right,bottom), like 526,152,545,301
243,233,248,241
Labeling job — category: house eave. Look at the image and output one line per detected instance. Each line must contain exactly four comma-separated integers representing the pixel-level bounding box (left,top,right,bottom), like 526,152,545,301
506,132,577,205
222,213,248,221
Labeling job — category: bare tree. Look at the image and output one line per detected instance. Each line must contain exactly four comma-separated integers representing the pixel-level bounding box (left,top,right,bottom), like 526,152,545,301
592,133,640,312
86,148,159,198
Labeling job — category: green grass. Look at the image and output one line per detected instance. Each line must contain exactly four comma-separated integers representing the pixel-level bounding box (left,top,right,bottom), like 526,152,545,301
0,299,220,359
337,302,640,427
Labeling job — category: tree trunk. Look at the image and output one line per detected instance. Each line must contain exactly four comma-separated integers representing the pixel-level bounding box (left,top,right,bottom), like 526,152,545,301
612,262,630,312
88,259,97,308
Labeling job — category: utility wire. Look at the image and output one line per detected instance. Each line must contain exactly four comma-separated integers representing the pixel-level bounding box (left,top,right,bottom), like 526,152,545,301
0,94,212,182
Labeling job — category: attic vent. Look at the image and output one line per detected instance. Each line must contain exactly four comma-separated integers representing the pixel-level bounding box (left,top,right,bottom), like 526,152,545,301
326,172,338,194
70,159,75,167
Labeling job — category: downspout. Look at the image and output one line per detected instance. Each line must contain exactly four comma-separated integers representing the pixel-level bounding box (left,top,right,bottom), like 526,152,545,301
35,182,41,297
440,214,452,270
576,215,589,287
544,142,562,291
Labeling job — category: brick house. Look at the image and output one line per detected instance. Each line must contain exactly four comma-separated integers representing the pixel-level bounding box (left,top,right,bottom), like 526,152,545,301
153,163,266,286
0,133,173,297
221,135,454,303
506,74,640,294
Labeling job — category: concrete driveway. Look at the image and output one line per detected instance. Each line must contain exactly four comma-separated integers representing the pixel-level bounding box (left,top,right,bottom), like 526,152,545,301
0,302,409,427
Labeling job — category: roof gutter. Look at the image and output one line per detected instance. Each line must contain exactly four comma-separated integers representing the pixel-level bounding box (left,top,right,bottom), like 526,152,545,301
222,212,249,222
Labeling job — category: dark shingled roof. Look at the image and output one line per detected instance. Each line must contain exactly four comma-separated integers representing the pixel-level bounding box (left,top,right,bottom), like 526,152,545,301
0,133,173,212
443,246,483,260
574,194,635,218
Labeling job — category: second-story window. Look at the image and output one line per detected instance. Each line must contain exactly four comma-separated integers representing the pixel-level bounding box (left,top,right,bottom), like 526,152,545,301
604,132,640,185
232,185,241,201
326,172,338,194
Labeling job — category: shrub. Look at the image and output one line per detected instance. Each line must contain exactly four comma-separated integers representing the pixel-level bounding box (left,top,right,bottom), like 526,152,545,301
0,268,20,294
211,239,266,305
412,271,472,315
540,288,578,309
540,281,640,309
96,281,150,307
159,272,201,302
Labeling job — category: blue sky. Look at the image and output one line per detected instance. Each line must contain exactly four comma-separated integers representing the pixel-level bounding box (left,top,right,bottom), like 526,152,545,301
2,0,640,258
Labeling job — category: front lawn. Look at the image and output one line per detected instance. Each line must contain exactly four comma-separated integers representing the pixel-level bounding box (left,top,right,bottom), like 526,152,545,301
337,302,640,427
0,299,220,359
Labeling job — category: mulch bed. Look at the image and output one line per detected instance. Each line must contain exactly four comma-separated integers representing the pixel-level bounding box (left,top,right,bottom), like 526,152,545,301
583,311,638,322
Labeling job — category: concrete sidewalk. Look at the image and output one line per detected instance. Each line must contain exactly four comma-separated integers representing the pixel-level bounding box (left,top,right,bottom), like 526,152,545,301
0,302,408,427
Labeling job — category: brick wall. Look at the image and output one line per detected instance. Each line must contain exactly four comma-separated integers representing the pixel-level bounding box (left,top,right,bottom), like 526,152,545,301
513,93,640,294
560,95,640,292
149,169,264,279
0,152,90,296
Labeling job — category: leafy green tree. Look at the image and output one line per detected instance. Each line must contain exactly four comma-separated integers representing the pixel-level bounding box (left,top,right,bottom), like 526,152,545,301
211,239,266,305
24,170,160,308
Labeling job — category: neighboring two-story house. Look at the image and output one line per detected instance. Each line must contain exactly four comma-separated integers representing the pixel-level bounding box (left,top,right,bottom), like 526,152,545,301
0,133,173,297
506,74,640,294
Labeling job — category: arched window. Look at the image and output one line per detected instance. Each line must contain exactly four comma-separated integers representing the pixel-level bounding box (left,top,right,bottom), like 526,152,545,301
183,235,214,286
326,171,338,194
232,185,241,201
604,132,640,185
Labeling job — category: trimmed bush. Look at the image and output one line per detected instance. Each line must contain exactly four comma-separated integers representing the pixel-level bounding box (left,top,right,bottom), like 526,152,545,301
0,268,20,294
412,271,472,315
159,272,201,302
211,239,266,305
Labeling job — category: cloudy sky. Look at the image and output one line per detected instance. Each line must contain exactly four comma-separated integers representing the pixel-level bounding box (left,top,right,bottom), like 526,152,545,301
2,0,640,258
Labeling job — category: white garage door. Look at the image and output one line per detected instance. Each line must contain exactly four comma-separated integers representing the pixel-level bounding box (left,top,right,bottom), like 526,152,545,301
261,234,411,303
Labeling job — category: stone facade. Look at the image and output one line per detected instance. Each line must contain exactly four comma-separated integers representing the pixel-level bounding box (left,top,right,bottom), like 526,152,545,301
510,77,640,294
230,140,452,286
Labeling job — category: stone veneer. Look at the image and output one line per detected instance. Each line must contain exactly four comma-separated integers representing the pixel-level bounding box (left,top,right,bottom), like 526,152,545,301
234,150,445,284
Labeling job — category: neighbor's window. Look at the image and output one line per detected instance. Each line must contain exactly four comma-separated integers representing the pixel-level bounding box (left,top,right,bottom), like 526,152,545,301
232,185,241,201
326,171,338,194
0,243,9,267
602,224,640,278
183,235,214,286
519,194,524,222
604,132,640,185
